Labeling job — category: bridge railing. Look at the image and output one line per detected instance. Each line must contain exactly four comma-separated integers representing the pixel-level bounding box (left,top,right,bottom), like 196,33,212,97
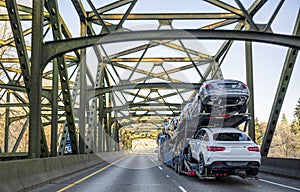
260,156,300,179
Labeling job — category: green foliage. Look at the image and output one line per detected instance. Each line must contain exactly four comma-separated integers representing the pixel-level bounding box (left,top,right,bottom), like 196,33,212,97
254,117,266,145
291,119,300,135
294,98,300,123
281,113,288,124
269,114,300,158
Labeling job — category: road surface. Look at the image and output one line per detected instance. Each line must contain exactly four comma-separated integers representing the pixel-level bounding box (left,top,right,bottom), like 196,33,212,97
32,153,300,192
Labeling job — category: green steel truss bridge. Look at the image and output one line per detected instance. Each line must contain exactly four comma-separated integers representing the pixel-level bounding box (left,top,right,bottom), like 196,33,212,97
0,0,299,159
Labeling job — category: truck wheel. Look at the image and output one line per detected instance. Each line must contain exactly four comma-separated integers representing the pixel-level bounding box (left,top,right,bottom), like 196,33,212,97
239,104,247,113
174,158,179,173
187,146,193,162
200,102,204,113
246,168,259,176
178,159,184,175
198,155,205,175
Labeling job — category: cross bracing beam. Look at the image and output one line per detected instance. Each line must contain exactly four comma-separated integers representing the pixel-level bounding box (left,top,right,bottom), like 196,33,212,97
43,30,300,64
102,103,182,114
203,0,243,15
0,0,298,158
105,39,212,60
109,57,208,62
88,13,241,21
88,82,201,100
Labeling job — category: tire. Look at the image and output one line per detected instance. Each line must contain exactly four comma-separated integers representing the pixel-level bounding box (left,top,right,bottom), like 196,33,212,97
178,160,184,175
187,146,195,163
200,102,205,113
174,158,179,173
174,162,178,173
239,104,248,113
198,154,205,175
158,149,161,161
203,105,211,113
246,168,259,176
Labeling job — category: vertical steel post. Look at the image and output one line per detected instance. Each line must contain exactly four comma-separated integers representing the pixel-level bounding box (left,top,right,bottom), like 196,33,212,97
4,92,10,152
108,92,113,151
29,0,44,158
245,41,255,142
98,96,104,152
47,0,79,155
93,103,98,152
51,59,59,156
79,21,87,154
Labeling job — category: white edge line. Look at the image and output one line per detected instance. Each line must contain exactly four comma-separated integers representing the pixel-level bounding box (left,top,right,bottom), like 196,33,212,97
178,185,188,192
259,179,300,191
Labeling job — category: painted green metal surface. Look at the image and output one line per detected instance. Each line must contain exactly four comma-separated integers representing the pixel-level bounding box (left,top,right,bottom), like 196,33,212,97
0,0,298,158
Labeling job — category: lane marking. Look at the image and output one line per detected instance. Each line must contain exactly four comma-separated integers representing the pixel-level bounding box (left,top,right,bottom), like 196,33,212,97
57,157,127,192
178,186,188,192
259,179,300,191
158,166,163,170
166,175,170,178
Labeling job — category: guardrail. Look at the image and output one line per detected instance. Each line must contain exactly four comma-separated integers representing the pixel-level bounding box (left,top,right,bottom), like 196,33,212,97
260,156,300,179
0,152,125,192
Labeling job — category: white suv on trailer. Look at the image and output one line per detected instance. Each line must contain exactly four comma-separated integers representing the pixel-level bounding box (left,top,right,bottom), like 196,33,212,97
185,127,261,176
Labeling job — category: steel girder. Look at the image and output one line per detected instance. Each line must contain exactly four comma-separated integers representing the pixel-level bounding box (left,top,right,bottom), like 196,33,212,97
261,11,300,156
45,0,79,156
42,30,300,64
0,0,299,157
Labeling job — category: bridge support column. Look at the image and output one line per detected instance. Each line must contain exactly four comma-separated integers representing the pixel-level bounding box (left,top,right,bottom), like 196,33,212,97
28,0,44,158
79,20,87,154
245,41,255,142
4,92,10,152
108,92,113,152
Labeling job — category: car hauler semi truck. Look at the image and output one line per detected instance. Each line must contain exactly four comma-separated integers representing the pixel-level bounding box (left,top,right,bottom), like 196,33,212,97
158,113,261,180
158,79,261,180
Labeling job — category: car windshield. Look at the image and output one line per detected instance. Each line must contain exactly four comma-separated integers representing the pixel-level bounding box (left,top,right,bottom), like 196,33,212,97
213,132,251,141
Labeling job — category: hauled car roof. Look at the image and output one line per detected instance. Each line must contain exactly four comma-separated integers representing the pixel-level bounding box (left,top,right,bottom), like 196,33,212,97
204,127,244,133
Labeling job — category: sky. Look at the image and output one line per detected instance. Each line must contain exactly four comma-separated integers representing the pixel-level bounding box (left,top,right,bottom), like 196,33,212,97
57,0,300,123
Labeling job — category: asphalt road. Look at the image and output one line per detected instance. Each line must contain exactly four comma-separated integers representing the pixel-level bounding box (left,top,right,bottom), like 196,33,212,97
32,154,300,192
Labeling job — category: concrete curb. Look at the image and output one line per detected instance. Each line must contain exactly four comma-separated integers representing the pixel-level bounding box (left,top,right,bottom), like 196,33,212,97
260,156,300,179
0,154,106,192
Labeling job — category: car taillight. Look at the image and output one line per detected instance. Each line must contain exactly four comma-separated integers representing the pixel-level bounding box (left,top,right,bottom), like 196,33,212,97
247,146,260,152
205,84,213,89
206,146,225,152
242,83,248,89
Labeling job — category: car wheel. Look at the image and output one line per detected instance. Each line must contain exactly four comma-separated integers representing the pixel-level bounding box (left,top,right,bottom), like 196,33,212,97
174,161,178,173
199,102,204,113
203,105,211,113
246,168,259,176
239,104,248,113
178,159,184,175
187,146,197,163
198,154,205,175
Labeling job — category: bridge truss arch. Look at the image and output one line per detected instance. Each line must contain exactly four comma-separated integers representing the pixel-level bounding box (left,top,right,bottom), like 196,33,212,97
0,0,299,158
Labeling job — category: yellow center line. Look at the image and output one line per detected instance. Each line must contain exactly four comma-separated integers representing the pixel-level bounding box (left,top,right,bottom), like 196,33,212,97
57,156,127,192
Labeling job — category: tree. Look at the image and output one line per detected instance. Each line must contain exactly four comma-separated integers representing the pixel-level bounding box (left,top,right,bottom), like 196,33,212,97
269,113,299,158
294,98,300,123
291,119,300,135
254,117,266,145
